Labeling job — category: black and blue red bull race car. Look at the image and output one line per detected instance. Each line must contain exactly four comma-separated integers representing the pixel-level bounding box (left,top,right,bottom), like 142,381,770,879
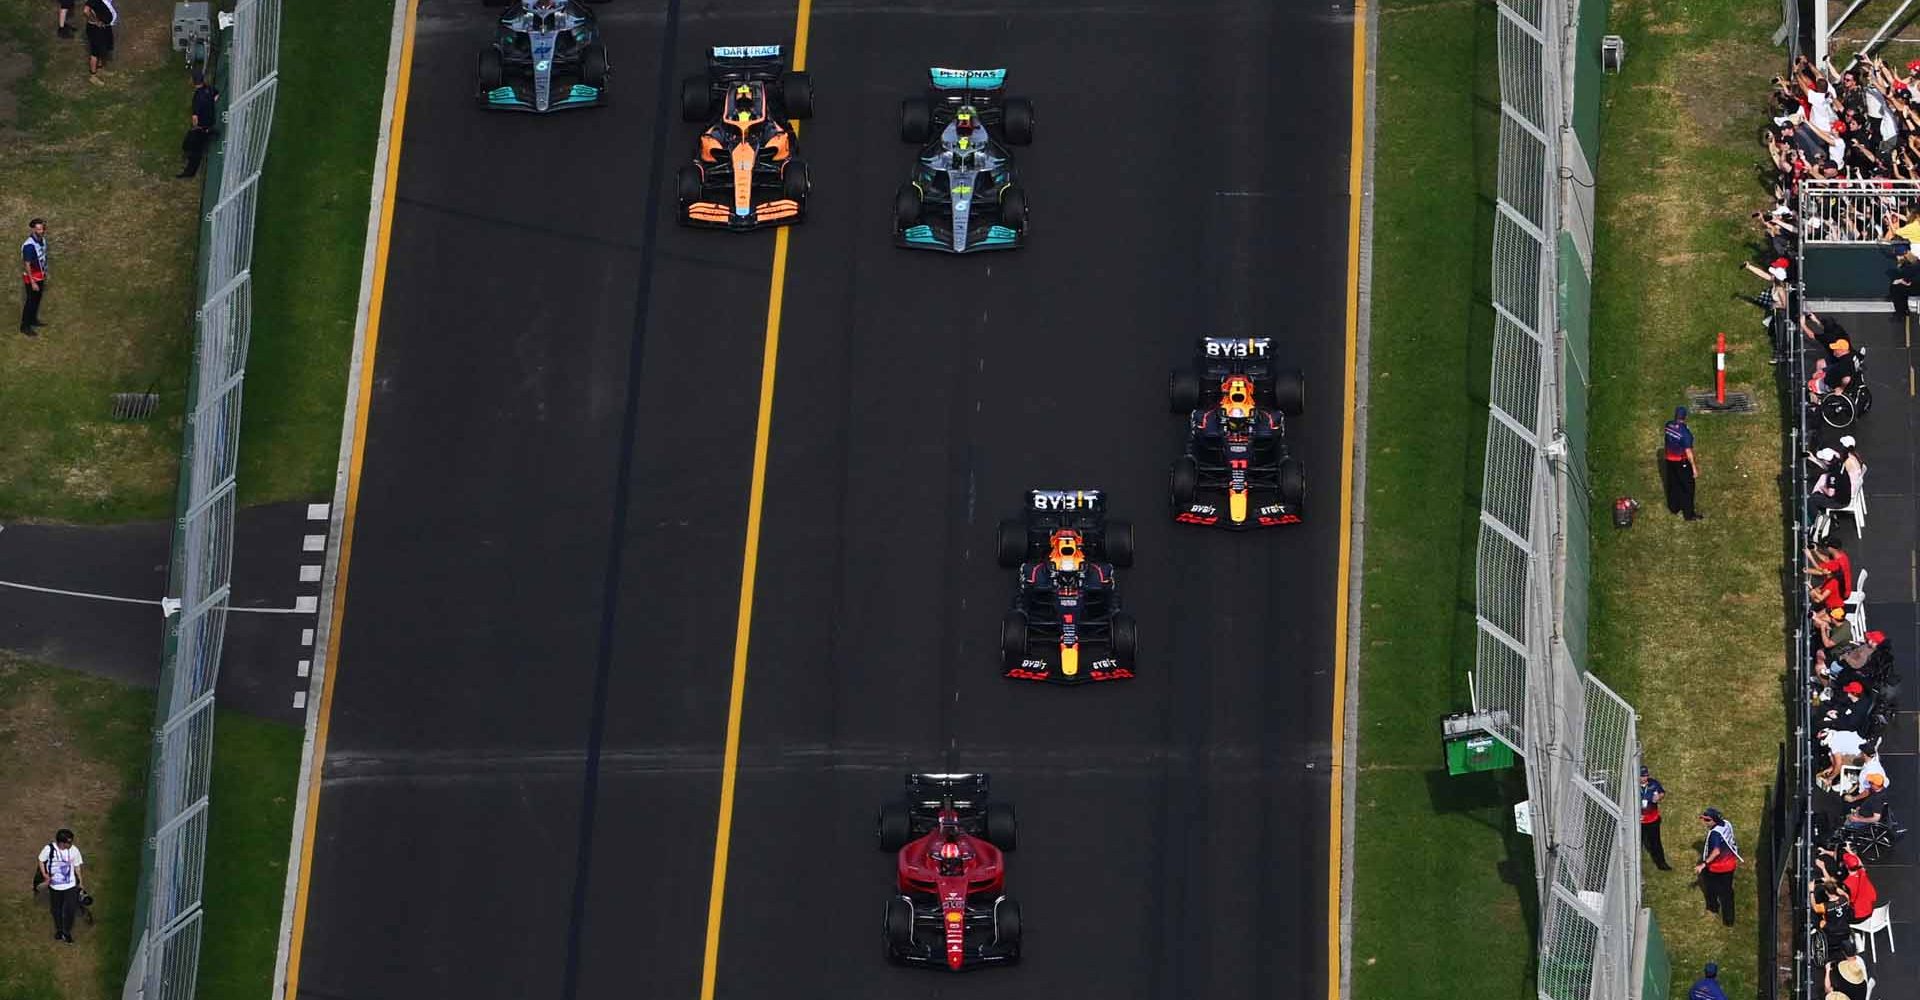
1169,337,1306,529
893,68,1034,252
677,46,814,230
996,489,1136,683
475,0,609,114
877,773,1020,971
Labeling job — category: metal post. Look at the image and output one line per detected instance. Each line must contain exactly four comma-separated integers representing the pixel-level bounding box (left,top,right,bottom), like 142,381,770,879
1863,0,1917,55
1817,0,1831,63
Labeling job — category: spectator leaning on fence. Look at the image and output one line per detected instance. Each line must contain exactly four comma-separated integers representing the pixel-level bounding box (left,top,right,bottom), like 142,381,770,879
180,70,218,179
1824,952,1870,1000
1638,766,1671,871
19,217,47,336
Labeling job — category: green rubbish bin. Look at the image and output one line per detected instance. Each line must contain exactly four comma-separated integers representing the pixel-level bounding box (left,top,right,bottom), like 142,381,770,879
1445,732,1515,776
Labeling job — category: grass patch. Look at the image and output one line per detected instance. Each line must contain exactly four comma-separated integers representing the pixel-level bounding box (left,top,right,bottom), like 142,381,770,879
0,0,200,523
0,655,153,1000
235,0,389,505
195,714,301,1000
1585,0,1788,995
1348,1,1536,997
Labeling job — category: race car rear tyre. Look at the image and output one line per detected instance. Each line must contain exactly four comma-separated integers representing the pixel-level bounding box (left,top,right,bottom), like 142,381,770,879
996,519,1026,567
900,98,932,143
1169,368,1200,414
1170,456,1198,507
1279,459,1307,507
1000,611,1029,659
680,75,712,122
1002,98,1036,145
780,71,815,119
883,897,915,946
994,898,1023,946
1105,519,1135,567
782,158,812,201
1112,612,1139,661
675,165,702,206
1000,186,1029,229
895,184,922,227
877,801,912,851
477,49,504,91
1272,368,1306,416
986,802,1018,851
580,44,609,89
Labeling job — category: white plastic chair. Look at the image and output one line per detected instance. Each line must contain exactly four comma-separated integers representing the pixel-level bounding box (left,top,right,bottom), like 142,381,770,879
1841,478,1867,537
1853,903,1895,961
1847,569,1870,638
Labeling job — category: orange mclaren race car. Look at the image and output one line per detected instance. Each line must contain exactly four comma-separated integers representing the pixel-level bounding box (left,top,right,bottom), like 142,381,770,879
1169,337,1306,529
995,489,1136,683
676,46,813,230
877,773,1020,971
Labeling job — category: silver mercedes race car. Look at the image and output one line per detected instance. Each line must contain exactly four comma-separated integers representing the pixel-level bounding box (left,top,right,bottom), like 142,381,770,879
475,0,609,114
893,68,1034,253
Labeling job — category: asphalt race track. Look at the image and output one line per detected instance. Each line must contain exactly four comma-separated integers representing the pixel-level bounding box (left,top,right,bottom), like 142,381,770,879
293,1,1355,998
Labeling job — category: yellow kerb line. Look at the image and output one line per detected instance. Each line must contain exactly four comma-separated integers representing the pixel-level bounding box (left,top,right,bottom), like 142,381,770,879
698,3,813,997
282,0,421,995
1328,0,1369,998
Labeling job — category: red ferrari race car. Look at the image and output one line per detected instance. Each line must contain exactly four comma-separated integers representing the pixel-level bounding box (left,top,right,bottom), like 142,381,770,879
877,773,1021,971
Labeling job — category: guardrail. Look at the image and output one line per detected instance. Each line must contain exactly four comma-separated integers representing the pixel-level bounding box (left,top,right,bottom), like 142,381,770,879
123,2,281,998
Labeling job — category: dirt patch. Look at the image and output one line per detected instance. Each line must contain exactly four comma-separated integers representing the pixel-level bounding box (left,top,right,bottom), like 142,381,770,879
0,665,123,1000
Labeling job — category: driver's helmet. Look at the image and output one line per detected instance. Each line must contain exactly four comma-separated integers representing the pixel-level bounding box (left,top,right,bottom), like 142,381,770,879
733,83,756,123
954,105,979,150
1047,529,1084,573
935,839,969,875
1219,376,1257,420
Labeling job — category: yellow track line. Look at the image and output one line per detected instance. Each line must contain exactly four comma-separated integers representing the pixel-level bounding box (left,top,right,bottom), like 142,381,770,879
281,0,420,996
1327,0,1369,996
697,5,813,997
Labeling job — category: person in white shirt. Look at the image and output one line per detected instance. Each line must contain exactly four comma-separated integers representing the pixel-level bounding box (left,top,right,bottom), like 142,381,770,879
37,829,85,942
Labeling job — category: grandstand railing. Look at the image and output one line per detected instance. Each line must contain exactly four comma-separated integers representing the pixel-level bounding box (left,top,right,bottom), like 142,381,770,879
123,2,281,998
1799,179,1920,244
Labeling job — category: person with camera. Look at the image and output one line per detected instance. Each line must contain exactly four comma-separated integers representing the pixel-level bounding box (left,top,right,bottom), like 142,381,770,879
36,829,87,943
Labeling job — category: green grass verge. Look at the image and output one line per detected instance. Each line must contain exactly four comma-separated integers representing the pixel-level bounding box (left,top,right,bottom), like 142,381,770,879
235,0,390,505
0,0,199,523
1349,1,1534,997
0,656,152,1000
1585,0,1788,995
196,714,302,1000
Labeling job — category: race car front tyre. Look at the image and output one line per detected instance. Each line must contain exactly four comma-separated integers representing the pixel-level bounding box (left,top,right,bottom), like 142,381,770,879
993,897,1023,947
1169,368,1200,414
1170,456,1198,507
675,165,702,208
900,97,932,143
1272,367,1306,416
580,44,609,89
1279,459,1306,507
895,184,922,227
1002,97,1036,145
1000,186,1029,229
477,49,504,91
883,897,915,947
1112,612,1139,661
996,519,1026,567
986,802,1018,851
782,159,812,201
877,801,912,851
1000,611,1029,659
781,71,814,119
1105,519,1135,567
680,75,712,122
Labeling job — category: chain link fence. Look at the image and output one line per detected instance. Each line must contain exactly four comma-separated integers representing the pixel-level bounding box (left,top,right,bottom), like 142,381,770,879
123,3,281,998
1473,0,1645,995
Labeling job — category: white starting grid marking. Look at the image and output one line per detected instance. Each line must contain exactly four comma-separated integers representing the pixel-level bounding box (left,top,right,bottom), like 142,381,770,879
306,503,330,521
296,525,327,694
299,564,322,583
293,691,307,710
302,534,326,552
297,659,310,678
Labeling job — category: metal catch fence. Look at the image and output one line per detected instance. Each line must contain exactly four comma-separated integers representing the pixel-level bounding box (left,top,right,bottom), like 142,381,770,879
1474,0,1644,995
123,2,282,998
1798,179,1920,244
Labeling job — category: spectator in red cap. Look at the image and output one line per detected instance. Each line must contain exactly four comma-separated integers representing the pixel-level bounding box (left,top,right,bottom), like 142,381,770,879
1743,257,1793,315
1822,678,1873,734
1844,851,1879,916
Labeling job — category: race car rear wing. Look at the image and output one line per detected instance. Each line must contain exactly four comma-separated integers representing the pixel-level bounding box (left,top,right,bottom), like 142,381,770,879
1027,488,1104,514
928,67,1007,92
708,44,786,80
1198,336,1276,383
903,773,991,816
